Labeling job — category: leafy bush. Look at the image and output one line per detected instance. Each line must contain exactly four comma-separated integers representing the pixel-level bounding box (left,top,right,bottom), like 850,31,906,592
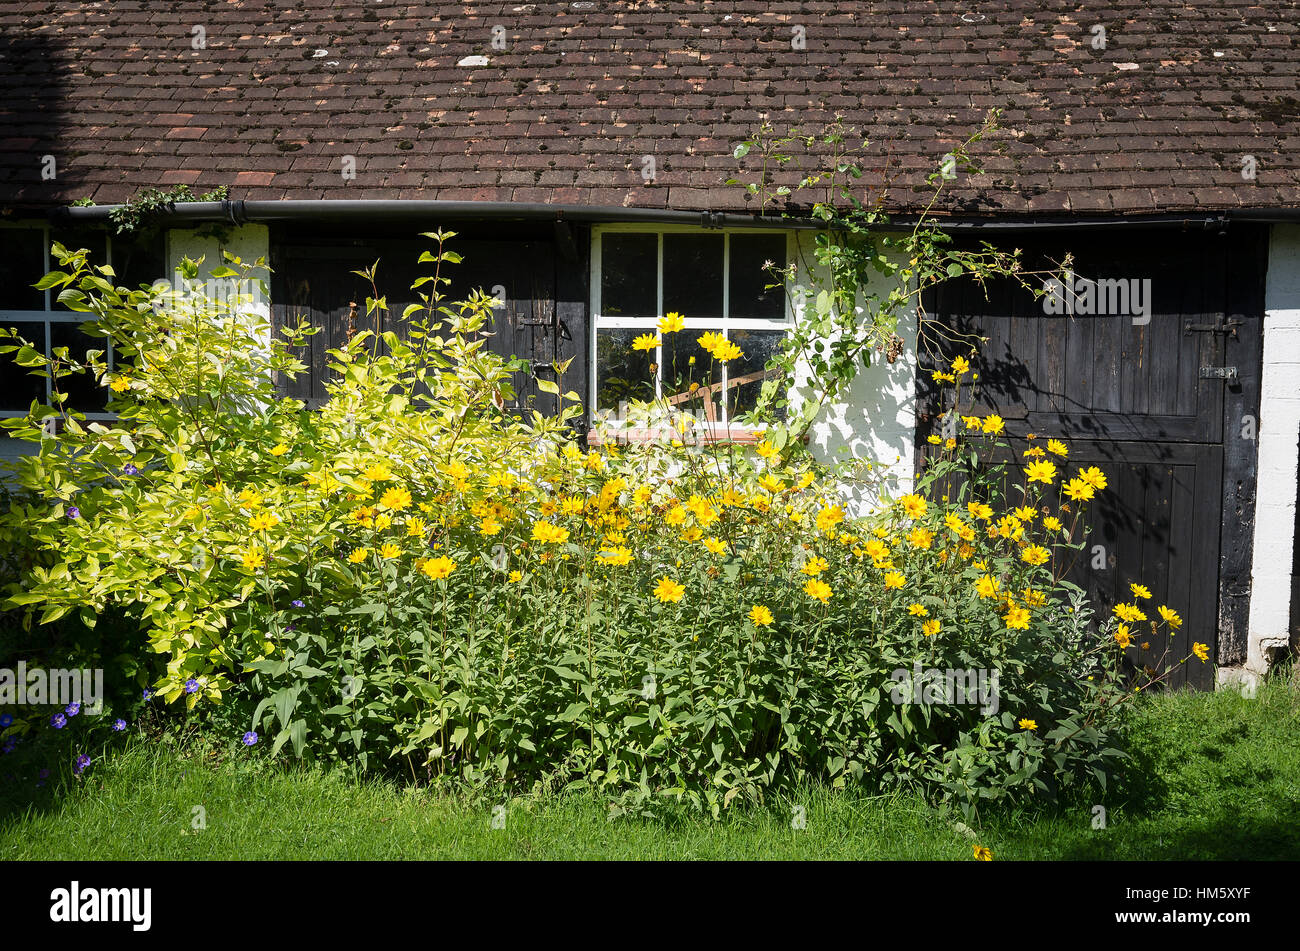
0,239,1202,818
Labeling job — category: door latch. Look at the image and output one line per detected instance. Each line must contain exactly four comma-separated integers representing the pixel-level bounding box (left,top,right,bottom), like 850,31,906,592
1199,366,1238,381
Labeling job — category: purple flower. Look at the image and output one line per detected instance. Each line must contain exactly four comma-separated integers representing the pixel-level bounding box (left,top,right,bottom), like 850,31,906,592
66,506,80,520
38,768,49,779
123,463,139,476
142,688,152,700
292,599,304,608
65,702,80,717
74,754,91,775
285,624,296,632
184,678,199,695
241,731,258,746
0,714,12,728
50,713,67,729
112,718,127,732
1,739,16,755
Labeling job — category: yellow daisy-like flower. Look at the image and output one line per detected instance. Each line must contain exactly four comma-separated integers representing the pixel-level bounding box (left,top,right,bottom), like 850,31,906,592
237,488,263,509
800,555,829,576
1018,718,1038,731
758,473,784,493
109,376,131,393
748,604,774,626
508,570,522,583
906,526,933,550
1078,466,1108,491
681,526,703,543
1023,446,1045,458
598,546,633,567
974,575,1001,599
632,332,661,352
248,511,280,532
1047,439,1068,457
1024,459,1058,485
532,521,570,545
1020,545,1050,566
1042,516,1063,531
658,311,685,334
379,542,401,559
1063,478,1095,502
803,577,833,603
406,516,428,537
479,516,502,536
966,501,993,521
1130,583,1152,600
982,415,1005,435
1114,624,1133,649
1192,641,1209,662
973,845,993,861
897,494,927,519
348,548,369,564
697,331,724,354
239,546,265,571
654,576,685,604
702,537,727,555
962,416,982,432
378,485,412,512
1113,602,1148,624
951,355,970,377
908,603,929,617
883,571,906,590
816,504,845,532
1013,506,1036,522
269,443,290,457
421,555,456,580
1158,605,1183,630
1023,588,1047,607
922,619,941,637
362,462,393,483
1004,604,1031,629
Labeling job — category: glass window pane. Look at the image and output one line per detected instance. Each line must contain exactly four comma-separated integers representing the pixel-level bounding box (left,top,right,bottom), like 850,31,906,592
600,233,657,318
112,232,167,292
0,320,47,411
724,329,787,421
49,225,108,270
0,228,48,311
595,329,655,419
728,234,786,319
662,327,723,422
49,323,107,413
663,233,723,318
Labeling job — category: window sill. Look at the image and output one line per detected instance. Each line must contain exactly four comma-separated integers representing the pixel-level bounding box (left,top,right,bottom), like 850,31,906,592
586,427,798,447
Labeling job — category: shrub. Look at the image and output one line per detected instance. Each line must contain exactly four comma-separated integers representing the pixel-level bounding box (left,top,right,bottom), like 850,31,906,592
0,239,1202,818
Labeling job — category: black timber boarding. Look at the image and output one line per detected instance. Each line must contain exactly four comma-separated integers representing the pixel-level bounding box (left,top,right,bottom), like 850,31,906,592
916,226,1266,689
268,222,589,430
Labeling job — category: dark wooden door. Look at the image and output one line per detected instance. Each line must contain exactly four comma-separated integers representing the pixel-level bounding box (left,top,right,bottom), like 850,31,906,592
270,237,569,419
918,228,1265,689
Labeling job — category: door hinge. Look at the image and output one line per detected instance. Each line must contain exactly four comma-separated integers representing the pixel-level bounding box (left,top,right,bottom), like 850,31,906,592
1199,365,1238,381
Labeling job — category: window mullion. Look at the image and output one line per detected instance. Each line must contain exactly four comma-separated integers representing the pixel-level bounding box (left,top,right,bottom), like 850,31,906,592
721,233,730,425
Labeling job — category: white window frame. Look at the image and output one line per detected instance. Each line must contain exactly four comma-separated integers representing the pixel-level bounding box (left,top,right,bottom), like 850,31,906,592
589,223,794,432
0,220,116,420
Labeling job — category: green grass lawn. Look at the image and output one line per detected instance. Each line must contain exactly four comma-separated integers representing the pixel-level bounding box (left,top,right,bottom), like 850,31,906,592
1,673,1297,860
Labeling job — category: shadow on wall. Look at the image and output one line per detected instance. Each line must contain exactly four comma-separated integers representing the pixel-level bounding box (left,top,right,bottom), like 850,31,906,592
0,30,77,205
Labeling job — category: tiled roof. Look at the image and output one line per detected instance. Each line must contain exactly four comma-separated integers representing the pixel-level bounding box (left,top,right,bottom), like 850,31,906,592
1,1,1298,216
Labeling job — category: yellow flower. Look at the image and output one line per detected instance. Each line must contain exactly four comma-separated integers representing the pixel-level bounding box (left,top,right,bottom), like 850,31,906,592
697,331,724,354
348,548,369,564
800,555,829,576
406,516,428,537
681,526,703,543
1063,478,1095,502
421,555,456,580
974,575,1001,599
982,415,1005,435
239,546,265,571
658,311,685,334
951,356,970,377
816,504,845,532
362,462,393,483
749,604,774,626
378,485,412,512
1042,516,1063,531
1023,588,1047,607
908,603,928,616
898,494,927,519
598,546,633,567
1047,439,1068,457
1018,718,1038,730
379,542,401,559
973,845,993,861
237,488,263,509
803,577,833,603
654,576,685,604
711,339,743,362
1114,624,1133,649
1192,641,1209,662
1004,604,1031,629
1130,583,1152,600
479,516,502,536
906,526,933,550
922,619,941,637
1113,602,1148,623
966,501,993,521
508,570,522,583
1020,545,1050,566
248,511,280,532
962,416,982,431
1013,506,1036,522
1158,605,1183,630
632,332,661,352
444,460,469,491
1078,466,1108,491
269,443,290,457
109,376,131,393
702,537,727,555
1024,459,1057,485
883,571,906,590
758,473,784,493
532,521,570,545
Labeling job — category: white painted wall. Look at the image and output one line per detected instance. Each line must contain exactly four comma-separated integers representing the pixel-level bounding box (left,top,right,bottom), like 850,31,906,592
165,223,271,321
790,230,918,516
1241,223,1300,675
